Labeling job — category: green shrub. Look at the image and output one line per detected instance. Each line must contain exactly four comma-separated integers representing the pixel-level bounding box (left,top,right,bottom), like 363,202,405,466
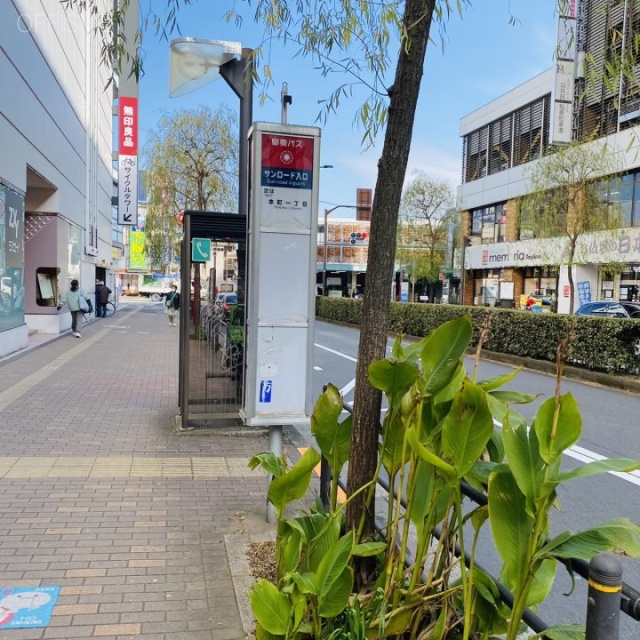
315,297,640,375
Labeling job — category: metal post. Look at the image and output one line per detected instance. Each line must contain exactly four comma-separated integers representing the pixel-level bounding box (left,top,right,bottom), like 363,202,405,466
323,208,328,295
586,553,622,640
266,425,283,524
179,214,191,431
239,48,253,220
281,82,291,125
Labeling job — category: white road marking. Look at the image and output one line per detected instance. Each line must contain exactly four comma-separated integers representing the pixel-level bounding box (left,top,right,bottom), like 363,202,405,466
315,343,357,362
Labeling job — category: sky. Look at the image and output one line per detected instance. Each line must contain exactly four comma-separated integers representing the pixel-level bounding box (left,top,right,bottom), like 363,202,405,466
137,1,558,216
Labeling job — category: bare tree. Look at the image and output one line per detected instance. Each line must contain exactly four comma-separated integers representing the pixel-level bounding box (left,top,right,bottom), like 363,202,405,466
397,172,454,301
143,105,237,306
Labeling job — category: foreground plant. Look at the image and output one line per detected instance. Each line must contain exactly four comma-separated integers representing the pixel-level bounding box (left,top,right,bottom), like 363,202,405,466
249,315,640,639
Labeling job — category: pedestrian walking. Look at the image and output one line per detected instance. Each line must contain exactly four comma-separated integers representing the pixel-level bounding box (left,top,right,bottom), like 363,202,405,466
164,284,180,326
57,279,90,337
96,280,112,317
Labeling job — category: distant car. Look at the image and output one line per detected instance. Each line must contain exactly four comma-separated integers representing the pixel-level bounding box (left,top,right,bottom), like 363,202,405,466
575,301,640,319
214,293,238,312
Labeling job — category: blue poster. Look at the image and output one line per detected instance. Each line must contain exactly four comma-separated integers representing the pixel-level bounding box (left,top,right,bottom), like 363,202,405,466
577,281,591,306
0,586,60,629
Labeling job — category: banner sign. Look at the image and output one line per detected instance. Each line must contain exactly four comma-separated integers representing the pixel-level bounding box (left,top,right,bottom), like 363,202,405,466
551,0,580,144
128,230,148,270
118,96,139,226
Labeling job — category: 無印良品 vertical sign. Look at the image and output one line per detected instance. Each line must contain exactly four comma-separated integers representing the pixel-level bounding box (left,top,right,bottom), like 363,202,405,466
118,96,139,226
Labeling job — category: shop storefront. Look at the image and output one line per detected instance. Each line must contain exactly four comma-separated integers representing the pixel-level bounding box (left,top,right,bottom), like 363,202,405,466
464,227,640,314
0,181,27,355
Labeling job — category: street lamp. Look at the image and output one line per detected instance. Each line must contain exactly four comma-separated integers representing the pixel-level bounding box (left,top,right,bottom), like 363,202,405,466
322,205,359,296
169,38,253,218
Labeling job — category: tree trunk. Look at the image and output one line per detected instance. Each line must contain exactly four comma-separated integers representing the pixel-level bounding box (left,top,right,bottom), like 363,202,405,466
346,0,435,538
567,237,576,313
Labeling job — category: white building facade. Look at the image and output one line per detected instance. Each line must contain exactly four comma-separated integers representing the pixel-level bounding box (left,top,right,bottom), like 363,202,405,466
0,1,115,357
457,0,640,313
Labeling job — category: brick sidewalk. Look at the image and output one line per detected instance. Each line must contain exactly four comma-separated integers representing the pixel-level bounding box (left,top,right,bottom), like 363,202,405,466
0,302,276,640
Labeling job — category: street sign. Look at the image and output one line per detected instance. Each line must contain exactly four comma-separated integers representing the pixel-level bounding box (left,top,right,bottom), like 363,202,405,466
192,238,211,262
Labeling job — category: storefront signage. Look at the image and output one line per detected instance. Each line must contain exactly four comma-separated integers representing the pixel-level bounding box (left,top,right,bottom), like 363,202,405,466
118,96,139,226
551,0,580,144
466,227,640,270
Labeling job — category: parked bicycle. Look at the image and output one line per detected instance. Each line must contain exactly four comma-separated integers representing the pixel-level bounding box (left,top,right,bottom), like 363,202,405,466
103,295,116,317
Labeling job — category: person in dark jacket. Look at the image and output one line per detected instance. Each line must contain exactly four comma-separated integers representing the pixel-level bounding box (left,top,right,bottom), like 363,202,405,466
96,280,112,317
165,284,180,326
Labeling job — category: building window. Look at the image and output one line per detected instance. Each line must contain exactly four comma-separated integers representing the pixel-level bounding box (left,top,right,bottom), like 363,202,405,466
471,203,506,244
463,95,550,183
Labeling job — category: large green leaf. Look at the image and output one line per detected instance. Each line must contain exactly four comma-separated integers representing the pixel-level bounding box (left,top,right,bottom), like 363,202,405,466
534,394,582,465
292,572,318,595
538,518,640,561
391,334,425,364
315,530,354,598
406,424,456,481
490,390,539,405
533,624,585,639
486,392,528,430
442,380,494,478
380,411,408,476
557,458,640,483
306,514,341,573
255,622,283,640
526,558,557,606
311,383,352,481
369,358,420,399
352,541,387,557
488,466,534,593
279,525,302,575
318,566,353,618
421,315,473,395
410,459,451,536
249,451,286,477
250,578,292,635
477,367,522,392
432,363,465,405
502,411,545,511
486,428,505,462
268,447,321,518
368,606,415,638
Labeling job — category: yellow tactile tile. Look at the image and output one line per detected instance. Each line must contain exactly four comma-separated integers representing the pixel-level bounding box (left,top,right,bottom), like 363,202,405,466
0,455,265,479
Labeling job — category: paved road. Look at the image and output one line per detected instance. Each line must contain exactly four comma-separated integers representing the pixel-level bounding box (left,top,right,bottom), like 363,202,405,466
310,320,640,637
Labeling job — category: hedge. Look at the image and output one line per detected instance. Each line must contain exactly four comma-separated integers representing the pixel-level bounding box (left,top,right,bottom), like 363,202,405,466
315,297,640,375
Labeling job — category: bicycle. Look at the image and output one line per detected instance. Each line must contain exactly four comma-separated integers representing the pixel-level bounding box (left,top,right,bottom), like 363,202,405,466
103,298,116,317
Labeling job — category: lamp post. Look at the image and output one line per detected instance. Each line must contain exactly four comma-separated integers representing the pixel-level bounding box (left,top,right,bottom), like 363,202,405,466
169,38,254,431
169,38,253,218
322,205,359,296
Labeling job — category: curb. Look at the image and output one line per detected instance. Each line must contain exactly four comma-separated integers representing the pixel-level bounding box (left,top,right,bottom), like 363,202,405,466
225,528,276,637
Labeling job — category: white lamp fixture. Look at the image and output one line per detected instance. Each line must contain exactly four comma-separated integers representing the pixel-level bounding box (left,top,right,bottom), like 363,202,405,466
169,38,242,98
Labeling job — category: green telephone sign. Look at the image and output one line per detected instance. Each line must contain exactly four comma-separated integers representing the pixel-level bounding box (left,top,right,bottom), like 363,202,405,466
191,238,212,262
